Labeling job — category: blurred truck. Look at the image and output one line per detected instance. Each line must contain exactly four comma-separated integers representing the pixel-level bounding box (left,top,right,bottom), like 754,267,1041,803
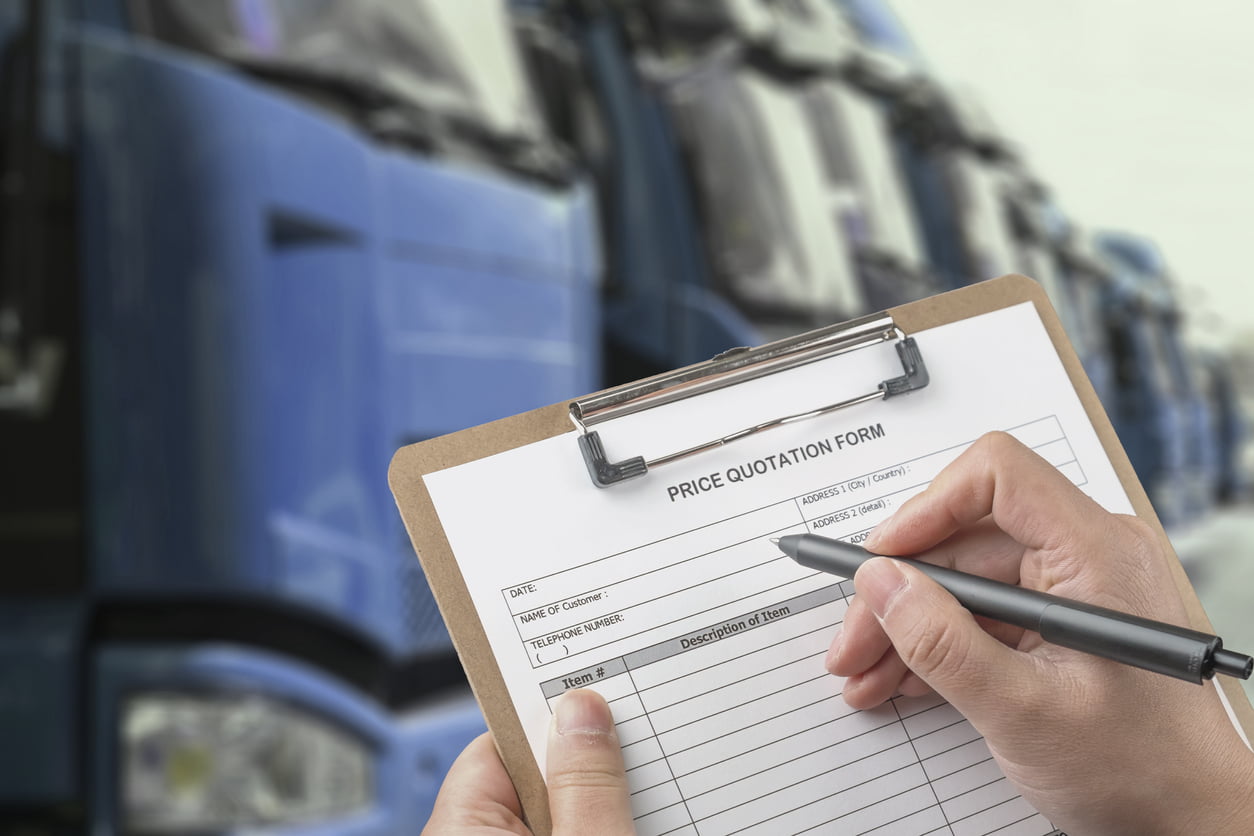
1,1,599,831
1095,231,1212,528
529,0,943,355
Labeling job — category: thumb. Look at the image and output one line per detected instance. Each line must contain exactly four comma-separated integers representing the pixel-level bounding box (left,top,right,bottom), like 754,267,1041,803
854,557,1041,729
546,689,634,836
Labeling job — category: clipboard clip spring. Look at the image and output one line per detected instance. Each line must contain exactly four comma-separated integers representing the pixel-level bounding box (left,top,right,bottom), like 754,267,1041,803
571,315,929,487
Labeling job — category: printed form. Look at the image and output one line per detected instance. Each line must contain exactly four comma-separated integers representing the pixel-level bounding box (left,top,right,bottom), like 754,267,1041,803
424,302,1128,835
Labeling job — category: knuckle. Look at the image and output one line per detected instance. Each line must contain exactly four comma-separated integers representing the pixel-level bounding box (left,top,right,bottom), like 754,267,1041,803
979,430,1019,455
1117,515,1159,557
548,761,628,796
1102,515,1165,581
900,615,970,679
971,431,1021,471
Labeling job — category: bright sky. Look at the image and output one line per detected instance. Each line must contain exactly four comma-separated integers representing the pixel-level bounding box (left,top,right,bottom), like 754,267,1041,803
891,0,1254,350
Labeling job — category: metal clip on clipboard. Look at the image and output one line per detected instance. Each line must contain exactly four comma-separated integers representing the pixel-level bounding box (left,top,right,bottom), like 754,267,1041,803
570,313,930,487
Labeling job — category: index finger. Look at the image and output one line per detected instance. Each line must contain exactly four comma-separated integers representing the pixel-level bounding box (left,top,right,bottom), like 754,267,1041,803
867,432,1110,564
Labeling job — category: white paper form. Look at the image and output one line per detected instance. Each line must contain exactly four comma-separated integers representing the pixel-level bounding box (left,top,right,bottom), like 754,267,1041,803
424,302,1128,836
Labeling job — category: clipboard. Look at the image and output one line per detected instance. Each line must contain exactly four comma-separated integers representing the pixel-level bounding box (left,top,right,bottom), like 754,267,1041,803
390,274,1254,833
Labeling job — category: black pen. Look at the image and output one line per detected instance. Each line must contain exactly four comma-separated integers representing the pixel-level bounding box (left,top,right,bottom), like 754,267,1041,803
774,533,1253,684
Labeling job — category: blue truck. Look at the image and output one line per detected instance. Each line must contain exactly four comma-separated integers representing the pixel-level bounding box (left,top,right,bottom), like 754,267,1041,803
1094,231,1210,528
1,1,602,831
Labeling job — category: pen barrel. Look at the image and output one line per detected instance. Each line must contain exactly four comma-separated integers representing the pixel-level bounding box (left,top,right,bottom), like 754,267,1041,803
899,561,1222,684
1037,603,1221,684
786,536,1226,683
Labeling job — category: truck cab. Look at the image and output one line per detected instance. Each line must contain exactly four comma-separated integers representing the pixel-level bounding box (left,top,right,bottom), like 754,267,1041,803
1095,231,1203,528
512,0,762,379
533,0,941,364
1045,211,1117,408
835,6,1016,293
1,1,600,831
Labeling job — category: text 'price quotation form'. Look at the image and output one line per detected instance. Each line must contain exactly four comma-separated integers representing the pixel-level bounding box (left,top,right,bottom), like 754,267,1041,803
424,303,1128,836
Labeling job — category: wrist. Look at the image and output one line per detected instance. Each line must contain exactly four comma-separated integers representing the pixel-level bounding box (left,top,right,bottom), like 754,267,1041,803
1170,734,1254,835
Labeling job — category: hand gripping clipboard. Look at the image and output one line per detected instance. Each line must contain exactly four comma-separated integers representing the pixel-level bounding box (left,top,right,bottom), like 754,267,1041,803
389,275,1254,833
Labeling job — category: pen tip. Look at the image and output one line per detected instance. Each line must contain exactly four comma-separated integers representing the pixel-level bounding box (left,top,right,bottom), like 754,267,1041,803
769,538,780,545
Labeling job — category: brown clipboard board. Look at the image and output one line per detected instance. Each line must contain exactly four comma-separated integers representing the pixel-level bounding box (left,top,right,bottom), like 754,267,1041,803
389,274,1254,832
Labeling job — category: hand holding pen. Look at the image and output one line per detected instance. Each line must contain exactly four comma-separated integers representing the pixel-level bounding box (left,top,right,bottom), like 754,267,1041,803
817,432,1254,836
774,537,1252,684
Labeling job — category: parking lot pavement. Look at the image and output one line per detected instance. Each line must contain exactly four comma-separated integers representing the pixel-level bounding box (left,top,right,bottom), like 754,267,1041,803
1171,504,1254,706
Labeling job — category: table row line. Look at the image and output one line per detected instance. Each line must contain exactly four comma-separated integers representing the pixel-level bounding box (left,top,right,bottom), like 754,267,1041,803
621,705,989,814
632,748,1050,836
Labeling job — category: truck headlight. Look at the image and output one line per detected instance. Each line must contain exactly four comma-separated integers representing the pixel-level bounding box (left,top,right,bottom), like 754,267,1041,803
121,692,373,832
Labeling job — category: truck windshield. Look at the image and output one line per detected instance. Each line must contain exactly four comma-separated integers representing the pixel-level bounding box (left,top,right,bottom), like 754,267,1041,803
1143,311,1185,398
1064,265,1108,357
129,0,563,179
657,51,821,317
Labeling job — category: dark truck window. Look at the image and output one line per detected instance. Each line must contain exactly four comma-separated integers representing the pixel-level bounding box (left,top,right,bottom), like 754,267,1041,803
800,86,870,249
132,0,472,106
128,0,569,183
0,0,85,591
658,49,809,315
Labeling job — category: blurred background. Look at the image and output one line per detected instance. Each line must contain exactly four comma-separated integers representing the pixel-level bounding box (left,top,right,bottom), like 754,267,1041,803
1,1,1250,833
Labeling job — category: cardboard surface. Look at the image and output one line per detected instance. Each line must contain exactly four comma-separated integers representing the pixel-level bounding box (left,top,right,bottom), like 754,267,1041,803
389,274,1254,832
